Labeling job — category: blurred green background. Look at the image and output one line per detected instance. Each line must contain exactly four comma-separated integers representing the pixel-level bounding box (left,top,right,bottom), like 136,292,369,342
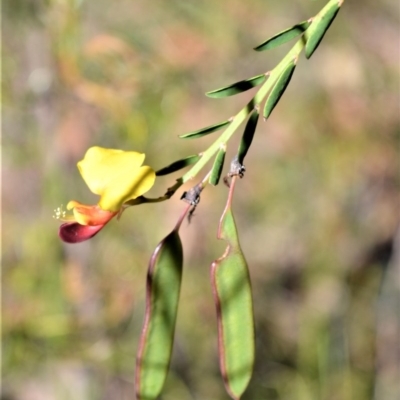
2,0,399,399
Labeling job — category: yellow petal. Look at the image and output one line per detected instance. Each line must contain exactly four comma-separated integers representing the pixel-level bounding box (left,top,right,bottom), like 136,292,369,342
78,146,145,195
98,165,156,211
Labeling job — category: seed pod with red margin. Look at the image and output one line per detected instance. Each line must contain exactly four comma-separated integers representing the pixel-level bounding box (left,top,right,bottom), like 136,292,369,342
211,176,255,399
135,205,190,400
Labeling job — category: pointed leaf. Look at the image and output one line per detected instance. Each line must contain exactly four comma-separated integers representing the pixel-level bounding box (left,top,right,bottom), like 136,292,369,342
135,229,183,400
209,144,226,186
305,0,342,59
211,180,255,400
179,119,231,139
206,74,266,98
155,154,201,176
237,109,259,165
263,59,296,119
254,20,311,52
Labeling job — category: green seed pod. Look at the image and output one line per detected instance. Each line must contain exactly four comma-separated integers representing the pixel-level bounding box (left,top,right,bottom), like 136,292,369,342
206,74,266,98
179,119,231,139
237,109,259,165
211,178,255,400
305,0,342,59
254,20,311,52
209,144,227,186
155,154,202,176
135,228,184,400
263,59,296,119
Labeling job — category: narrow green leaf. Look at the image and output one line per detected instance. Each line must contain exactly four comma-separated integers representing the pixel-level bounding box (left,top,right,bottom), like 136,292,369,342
209,144,226,186
179,119,231,139
263,59,296,119
211,179,255,400
305,0,342,59
135,229,183,400
206,74,266,98
237,109,259,165
254,20,311,52
155,154,201,176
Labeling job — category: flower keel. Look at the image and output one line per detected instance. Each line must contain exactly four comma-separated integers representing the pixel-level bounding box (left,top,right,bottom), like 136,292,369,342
59,223,105,243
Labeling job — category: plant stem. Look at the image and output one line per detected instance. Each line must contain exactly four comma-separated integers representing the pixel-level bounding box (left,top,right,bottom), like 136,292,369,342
180,37,305,185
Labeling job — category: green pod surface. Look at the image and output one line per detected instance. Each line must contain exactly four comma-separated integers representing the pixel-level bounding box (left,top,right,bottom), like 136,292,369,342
263,59,296,119
135,229,183,400
305,0,342,59
254,20,311,52
211,180,255,400
179,119,231,139
155,154,201,176
209,145,227,186
237,109,259,165
206,74,266,98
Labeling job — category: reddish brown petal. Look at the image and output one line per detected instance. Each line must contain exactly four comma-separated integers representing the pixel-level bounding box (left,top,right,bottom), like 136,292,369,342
59,222,105,243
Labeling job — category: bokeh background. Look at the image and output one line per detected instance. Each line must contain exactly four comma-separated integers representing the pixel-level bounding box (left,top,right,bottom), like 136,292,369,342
2,0,399,399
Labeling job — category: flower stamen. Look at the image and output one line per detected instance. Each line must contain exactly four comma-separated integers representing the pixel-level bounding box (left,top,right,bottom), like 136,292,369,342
53,205,75,222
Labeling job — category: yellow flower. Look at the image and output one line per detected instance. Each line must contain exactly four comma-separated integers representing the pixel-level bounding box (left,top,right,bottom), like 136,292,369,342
77,146,156,212
55,146,156,243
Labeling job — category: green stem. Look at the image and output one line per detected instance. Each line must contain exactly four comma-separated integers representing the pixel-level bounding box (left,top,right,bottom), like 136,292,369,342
129,37,305,208
177,0,348,187
180,37,305,185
